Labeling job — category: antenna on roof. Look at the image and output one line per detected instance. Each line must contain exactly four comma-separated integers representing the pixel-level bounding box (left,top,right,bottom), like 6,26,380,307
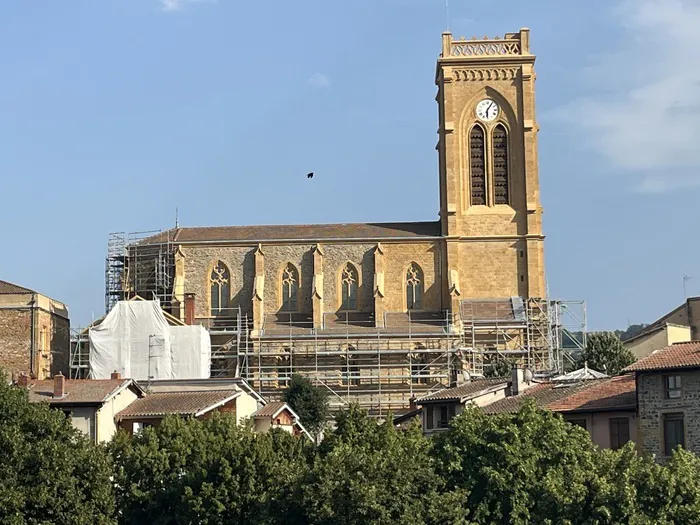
683,274,694,299
175,207,179,229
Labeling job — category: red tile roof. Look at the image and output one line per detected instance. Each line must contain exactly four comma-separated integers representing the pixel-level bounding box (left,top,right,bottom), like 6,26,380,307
0,280,34,294
253,402,291,418
26,379,134,405
624,341,700,372
483,381,603,415
418,378,508,403
117,390,239,419
139,222,441,245
547,375,636,413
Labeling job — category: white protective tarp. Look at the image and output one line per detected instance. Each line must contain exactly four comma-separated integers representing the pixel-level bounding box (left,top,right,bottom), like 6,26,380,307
89,300,210,380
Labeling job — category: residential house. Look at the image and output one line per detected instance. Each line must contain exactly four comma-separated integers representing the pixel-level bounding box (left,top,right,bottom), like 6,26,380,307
20,372,143,443
0,279,70,380
623,323,692,361
115,377,265,434
624,341,700,459
252,401,312,440
415,368,533,435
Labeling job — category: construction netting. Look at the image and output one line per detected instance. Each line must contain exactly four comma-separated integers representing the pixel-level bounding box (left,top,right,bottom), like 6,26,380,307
89,300,211,380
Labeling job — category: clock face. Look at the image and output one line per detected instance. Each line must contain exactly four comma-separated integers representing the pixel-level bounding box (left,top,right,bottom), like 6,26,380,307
475,99,499,121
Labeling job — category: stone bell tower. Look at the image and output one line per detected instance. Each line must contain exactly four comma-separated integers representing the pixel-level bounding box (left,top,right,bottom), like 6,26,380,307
435,29,545,307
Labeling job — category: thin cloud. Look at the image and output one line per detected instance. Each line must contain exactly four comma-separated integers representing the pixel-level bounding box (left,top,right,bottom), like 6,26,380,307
555,0,700,193
159,0,213,12
307,73,331,89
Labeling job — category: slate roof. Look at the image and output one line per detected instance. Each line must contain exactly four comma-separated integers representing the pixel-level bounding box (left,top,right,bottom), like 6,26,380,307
139,222,441,245
482,380,603,415
624,341,700,372
418,378,508,403
117,390,239,419
26,379,135,405
547,374,636,413
0,280,34,294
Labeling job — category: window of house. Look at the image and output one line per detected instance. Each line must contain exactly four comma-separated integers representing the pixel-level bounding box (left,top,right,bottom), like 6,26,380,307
569,419,587,430
665,375,682,399
210,261,231,316
469,124,486,205
609,417,630,450
341,263,358,310
437,404,455,429
492,124,509,205
426,405,434,430
406,263,424,311
664,413,685,456
281,263,299,312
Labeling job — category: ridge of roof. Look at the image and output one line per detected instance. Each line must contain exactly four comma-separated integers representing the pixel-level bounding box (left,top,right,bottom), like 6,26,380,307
624,341,700,372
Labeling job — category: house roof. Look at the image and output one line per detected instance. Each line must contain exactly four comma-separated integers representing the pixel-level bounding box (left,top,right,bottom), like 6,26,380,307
116,390,240,419
482,380,602,415
417,378,508,403
137,222,441,245
26,379,140,406
0,280,34,294
624,341,700,372
546,374,636,413
253,401,290,418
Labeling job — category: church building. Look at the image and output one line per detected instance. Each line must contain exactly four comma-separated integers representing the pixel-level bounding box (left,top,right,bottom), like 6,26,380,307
101,29,549,414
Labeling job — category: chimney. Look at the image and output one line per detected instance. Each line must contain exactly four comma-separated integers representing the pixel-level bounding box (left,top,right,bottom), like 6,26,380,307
17,373,30,389
184,293,196,325
111,371,121,380
53,373,65,399
511,367,525,396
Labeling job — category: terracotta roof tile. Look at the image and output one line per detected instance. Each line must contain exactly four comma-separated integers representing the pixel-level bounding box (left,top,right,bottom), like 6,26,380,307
0,280,34,294
624,342,700,372
117,390,239,419
26,379,131,405
139,222,441,245
547,375,636,412
483,381,602,415
418,378,509,403
253,402,290,418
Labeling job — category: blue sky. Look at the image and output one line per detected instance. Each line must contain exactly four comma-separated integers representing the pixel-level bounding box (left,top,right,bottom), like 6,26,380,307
1,0,699,331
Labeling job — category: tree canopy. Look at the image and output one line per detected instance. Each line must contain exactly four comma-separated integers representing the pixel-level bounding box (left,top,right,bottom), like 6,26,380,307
283,374,330,437
576,331,636,375
0,376,115,525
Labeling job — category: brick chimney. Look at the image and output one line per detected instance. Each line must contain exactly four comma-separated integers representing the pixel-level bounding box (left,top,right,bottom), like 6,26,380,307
111,371,121,380
184,293,196,325
53,373,65,399
17,373,30,389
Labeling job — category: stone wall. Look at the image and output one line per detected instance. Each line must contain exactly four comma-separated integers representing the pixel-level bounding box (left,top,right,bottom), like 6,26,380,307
321,243,375,313
637,370,700,459
262,244,314,314
0,309,31,379
382,242,443,312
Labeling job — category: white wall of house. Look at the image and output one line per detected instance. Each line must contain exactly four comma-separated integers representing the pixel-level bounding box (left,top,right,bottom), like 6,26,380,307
625,325,692,361
96,387,140,443
235,392,260,426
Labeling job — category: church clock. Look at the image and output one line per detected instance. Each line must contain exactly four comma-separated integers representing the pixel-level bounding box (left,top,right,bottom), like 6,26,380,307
475,99,499,122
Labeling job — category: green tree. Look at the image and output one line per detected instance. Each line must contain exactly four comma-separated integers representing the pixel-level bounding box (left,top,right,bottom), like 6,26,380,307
111,414,308,525
577,331,636,375
0,375,115,524
283,374,330,438
301,405,470,525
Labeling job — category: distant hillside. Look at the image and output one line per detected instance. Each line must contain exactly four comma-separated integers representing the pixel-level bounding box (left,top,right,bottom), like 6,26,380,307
614,324,648,341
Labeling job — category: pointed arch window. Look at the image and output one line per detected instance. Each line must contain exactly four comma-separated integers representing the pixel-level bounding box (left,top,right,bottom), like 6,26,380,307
340,263,358,310
493,124,509,205
406,263,423,311
210,261,231,316
281,263,299,312
469,124,486,206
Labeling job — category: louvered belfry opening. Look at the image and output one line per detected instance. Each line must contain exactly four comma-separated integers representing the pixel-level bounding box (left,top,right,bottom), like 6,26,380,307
493,124,509,205
469,124,486,205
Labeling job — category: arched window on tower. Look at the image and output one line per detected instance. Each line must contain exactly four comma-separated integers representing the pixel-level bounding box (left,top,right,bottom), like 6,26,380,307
210,261,231,316
281,263,299,312
406,263,424,311
469,124,486,206
493,124,509,205
340,263,358,310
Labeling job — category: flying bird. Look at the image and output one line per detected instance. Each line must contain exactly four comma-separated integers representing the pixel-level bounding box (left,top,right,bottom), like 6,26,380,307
307,172,314,179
